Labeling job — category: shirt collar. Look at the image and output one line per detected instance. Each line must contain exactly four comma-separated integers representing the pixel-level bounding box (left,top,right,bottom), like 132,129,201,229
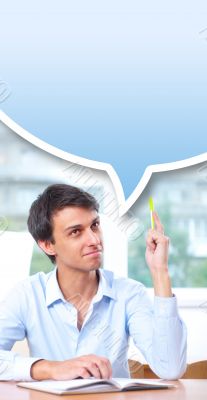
45,268,117,308
95,269,117,302
46,268,65,307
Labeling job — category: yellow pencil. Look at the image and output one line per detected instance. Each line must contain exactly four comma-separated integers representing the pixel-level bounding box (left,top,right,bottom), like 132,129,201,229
149,197,154,229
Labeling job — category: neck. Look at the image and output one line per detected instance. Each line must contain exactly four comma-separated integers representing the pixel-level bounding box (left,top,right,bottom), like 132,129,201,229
56,266,99,303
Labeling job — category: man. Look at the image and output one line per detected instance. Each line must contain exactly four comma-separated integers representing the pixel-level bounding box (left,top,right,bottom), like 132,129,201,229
0,184,187,381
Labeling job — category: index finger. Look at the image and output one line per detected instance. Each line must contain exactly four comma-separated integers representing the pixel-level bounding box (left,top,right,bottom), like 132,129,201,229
153,211,164,234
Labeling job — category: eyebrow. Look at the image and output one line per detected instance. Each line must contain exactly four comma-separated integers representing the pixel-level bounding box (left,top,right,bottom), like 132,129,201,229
64,216,100,232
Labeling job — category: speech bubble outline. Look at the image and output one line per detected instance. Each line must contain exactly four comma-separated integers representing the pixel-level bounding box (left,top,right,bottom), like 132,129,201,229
1,109,207,216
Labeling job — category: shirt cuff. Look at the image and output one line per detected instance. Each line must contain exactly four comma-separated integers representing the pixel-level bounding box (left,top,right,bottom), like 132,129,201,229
154,294,178,318
13,356,42,381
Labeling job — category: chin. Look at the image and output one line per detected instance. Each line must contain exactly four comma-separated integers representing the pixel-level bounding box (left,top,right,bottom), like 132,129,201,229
89,263,101,270
88,260,102,270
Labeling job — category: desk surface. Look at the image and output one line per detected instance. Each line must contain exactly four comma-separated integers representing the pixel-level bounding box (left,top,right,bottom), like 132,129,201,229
0,380,207,400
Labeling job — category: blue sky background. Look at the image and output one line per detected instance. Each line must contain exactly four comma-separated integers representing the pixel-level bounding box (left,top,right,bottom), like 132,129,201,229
1,1,207,198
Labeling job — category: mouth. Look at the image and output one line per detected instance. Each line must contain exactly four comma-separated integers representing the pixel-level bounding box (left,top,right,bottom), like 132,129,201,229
83,249,102,257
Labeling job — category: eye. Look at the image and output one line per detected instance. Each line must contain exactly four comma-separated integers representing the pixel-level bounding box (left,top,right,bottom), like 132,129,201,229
70,229,80,237
92,221,100,231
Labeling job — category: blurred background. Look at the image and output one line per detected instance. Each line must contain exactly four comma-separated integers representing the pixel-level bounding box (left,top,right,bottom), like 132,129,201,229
129,165,207,288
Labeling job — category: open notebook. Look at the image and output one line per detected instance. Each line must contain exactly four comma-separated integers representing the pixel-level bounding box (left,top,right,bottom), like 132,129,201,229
17,378,175,395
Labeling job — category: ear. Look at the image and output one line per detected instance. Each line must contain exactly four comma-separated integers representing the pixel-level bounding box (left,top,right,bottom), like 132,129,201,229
38,240,56,257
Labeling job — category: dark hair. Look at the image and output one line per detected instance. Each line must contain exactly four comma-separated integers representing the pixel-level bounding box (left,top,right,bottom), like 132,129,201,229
27,184,99,264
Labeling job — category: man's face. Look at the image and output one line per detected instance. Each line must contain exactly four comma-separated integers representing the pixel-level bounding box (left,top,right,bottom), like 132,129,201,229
47,206,103,272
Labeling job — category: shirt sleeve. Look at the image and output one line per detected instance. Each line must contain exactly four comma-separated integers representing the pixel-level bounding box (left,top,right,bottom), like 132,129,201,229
0,350,41,381
126,283,187,379
0,281,41,381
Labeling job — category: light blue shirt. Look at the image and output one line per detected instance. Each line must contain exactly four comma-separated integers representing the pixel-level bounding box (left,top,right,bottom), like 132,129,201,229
0,268,187,381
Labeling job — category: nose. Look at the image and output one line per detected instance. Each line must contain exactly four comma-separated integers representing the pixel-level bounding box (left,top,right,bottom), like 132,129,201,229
86,229,100,246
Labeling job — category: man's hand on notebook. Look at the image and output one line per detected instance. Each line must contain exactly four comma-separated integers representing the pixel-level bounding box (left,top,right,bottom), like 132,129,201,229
30,354,112,381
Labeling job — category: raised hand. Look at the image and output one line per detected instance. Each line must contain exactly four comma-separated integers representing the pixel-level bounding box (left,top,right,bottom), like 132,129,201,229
145,211,172,297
